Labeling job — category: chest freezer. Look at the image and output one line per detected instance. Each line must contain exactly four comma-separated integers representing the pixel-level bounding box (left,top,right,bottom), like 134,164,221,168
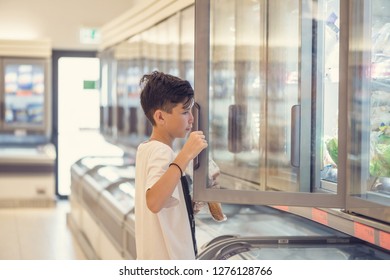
77,164,135,259
70,155,134,199
98,180,135,257
124,211,136,259
80,164,135,221
69,155,134,229
195,204,390,260
195,204,348,249
197,235,390,260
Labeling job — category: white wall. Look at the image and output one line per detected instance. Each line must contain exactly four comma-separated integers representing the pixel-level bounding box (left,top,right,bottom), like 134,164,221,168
0,0,141,50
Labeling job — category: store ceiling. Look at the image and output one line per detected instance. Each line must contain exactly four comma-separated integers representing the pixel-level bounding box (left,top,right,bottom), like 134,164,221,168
0,0,140,51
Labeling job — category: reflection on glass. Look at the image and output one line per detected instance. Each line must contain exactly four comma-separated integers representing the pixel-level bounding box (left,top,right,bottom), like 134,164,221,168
166,14,180,76
350,0,390,207
115,44,129,134
319,0,340,192
208,0,345,194
100,61,109,134
180,5,195,86
209,0,310,192
209,0,261,190
265,0,300,192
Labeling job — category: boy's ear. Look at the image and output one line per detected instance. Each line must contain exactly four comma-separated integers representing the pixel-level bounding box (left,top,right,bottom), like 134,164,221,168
153,109,165,125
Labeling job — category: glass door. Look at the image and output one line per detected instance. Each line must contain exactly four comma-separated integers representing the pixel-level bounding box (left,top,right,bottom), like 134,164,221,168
346,0,390,223
2,58,49,132
179,5,195,86
194,0,345,207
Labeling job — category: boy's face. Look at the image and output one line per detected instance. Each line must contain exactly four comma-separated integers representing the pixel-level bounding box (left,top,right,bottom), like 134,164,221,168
163,102,194,139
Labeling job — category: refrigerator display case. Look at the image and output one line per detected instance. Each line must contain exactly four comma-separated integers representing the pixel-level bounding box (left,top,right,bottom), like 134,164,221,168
179,5,195,87
194,0,340,205
346,0,390,223
0,40,55,206
114,42,130,138
120,36,150,149
193,0,389,251
99,8,190,150
1,58,50,136
99,49,115,139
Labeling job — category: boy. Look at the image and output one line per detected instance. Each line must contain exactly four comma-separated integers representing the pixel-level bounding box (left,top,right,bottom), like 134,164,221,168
135,71,208,259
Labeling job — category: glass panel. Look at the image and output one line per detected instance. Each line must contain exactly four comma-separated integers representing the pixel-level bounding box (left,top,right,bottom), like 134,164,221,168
203,0,346,202
212,243,389,260
125,36,147,146
4,62,45,126
100,50,115,137
166,14,180,76
349,0,390,208
143,26,158,72
208,0,314,193
209,0,262,191
99,55,109,134
115,42,129,136
180,6,195,86
318,0,340,193
265,0,300,192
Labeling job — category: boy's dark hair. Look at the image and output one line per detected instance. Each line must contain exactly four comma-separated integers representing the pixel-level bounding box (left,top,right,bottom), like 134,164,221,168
139,71,194,126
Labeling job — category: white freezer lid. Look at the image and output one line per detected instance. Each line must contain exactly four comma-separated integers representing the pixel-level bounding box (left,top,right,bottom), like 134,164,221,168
0,144,56,165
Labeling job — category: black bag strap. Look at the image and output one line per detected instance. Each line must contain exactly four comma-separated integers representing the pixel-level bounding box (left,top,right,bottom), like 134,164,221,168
180,175,198,257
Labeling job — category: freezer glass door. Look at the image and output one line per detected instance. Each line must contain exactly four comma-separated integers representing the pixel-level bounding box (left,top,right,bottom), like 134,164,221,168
347,0,390,222
3,59,46,128
194,0,344,207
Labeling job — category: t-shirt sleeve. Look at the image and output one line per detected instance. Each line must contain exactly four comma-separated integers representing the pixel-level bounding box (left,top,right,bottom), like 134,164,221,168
145,143,180,208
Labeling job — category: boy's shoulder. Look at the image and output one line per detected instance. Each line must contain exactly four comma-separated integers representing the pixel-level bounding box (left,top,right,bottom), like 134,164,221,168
137,140,172,154
137,140,174,164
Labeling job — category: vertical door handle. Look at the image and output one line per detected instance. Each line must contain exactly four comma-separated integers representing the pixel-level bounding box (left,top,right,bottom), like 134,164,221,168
0,101,3,122
193,102,200,169
228,104,247,153
291,104,300,167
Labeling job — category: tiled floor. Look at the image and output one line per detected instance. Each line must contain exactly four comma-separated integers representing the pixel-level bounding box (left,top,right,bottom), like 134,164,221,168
0,200,86,260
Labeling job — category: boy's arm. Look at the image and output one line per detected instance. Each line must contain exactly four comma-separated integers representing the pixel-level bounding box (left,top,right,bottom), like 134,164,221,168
146,131,207,213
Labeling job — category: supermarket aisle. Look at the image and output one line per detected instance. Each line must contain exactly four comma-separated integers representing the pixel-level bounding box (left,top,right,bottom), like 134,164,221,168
0,200,86,260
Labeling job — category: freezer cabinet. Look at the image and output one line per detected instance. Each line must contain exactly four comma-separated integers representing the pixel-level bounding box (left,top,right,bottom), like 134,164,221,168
198,235,390,260
0,143,55,206
98,180,135,259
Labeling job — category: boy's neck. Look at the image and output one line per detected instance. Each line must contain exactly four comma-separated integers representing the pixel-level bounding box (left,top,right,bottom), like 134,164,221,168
150,130,174,148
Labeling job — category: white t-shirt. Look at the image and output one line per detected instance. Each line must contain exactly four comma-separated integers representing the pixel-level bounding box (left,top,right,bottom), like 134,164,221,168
134,140,195,260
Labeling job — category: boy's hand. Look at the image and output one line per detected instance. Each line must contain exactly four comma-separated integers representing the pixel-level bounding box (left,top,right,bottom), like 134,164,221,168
181,131,208,160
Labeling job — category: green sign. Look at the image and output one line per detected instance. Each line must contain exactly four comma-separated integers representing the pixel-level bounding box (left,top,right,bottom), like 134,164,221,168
83,80,97,89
